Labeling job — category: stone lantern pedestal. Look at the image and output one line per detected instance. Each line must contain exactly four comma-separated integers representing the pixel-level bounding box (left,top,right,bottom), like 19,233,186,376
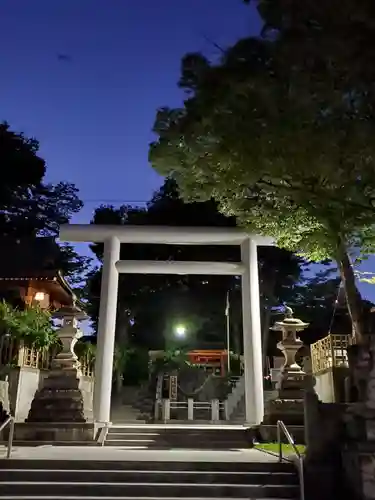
15,305,95,443
262,307,309,443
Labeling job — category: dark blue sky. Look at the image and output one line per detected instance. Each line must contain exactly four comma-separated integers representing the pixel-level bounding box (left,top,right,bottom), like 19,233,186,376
0,0,259,220
1,0,374,303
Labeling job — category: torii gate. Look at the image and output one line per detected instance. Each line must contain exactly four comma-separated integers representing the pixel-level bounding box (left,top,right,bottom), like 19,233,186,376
59,224,273,427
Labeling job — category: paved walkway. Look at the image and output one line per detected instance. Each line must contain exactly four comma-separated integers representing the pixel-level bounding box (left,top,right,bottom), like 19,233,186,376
0,446,277,462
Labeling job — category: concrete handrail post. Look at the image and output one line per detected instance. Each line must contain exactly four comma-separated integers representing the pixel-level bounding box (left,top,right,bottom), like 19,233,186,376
211,399,220,421
224,400,229,420
187,398,194,420
162,398,170,422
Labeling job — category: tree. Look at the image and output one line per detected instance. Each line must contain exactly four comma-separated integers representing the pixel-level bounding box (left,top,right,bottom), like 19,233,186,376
85,180,303,361
0,122,91,287
0,301,57,348
0,122,45,212
149,4,375,342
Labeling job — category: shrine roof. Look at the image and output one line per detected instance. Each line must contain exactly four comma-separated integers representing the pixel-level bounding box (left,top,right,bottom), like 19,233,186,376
0,237,85,309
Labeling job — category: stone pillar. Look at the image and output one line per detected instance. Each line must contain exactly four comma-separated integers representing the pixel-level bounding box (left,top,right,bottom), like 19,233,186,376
93,236,120,424
274,307,308,398
241,238,264,426
27,305,87,422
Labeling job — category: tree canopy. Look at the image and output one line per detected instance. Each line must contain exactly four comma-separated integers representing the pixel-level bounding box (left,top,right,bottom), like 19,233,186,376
0,301,56,348
0,122,90,287
149,1,375,341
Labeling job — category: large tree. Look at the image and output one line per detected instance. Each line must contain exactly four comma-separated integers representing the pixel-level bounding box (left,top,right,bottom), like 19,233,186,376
149,2,375,342
85,180,303,359
0,122,90,286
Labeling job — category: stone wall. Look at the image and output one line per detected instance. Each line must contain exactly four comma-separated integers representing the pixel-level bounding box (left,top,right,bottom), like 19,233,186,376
0,366,93,422
314,367,350,403
304,336,375,500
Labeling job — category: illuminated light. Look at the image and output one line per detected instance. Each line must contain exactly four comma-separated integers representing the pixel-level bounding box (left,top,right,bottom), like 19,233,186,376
34,292,45,301
175,325,186,337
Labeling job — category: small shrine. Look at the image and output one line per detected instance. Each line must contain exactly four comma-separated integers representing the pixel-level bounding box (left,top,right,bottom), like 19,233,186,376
0,237,76,310
187,350,229,376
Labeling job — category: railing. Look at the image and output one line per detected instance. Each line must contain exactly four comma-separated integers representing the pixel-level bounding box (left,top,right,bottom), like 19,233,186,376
277,420,305,500
310,334,350,374
162,398,224,422
0,415,15,459
0,336,94,376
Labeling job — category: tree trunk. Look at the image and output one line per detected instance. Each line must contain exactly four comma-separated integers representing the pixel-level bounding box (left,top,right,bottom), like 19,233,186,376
261,307,272,373
336,242,363,343
115,307,129,345
114,306,130,394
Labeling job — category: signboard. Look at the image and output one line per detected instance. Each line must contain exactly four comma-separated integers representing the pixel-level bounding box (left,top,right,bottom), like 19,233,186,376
169,375,178,401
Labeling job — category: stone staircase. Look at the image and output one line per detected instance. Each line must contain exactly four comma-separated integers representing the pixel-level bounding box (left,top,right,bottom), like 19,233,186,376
0,458,300,499
109,385,154,424
103,425,253,449
231,390,279,423
225,376,245,420
130,385,155,420
111,403,145,424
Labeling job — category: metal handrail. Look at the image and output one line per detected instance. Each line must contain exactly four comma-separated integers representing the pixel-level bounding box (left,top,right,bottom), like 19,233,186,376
0,415,15,459
277,420,305,500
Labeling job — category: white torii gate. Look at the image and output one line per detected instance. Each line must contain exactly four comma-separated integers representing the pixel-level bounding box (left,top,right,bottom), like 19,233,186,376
59,224,273,427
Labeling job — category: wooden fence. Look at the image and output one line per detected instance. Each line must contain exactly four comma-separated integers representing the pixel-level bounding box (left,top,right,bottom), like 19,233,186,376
0,336,94,377
310,334,350,374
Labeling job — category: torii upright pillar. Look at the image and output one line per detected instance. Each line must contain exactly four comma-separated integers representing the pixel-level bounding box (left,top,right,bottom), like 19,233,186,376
241,238,264,426
93,236,120,424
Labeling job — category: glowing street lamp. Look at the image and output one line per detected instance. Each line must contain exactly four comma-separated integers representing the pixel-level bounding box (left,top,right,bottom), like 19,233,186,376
175,325,186,338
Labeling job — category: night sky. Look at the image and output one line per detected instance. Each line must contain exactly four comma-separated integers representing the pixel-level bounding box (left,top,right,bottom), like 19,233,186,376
0,0,259,216
1,0,374,303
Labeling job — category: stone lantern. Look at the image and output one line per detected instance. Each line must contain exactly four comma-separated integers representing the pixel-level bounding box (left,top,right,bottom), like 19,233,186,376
274,306,309,398
52,304,87,373
27,303,88,423
262,307,309,440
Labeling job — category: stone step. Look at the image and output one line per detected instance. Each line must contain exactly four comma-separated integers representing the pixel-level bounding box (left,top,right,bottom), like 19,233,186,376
108,427,160,437
0,460,296,473
0,470,298,485
9,441,98,447
0,460,299,499
0,482,299,498
103,442,249,450
107,427,250,435
104,427,253,450
110,404,145,423
106,431,250,441
107,433,159,439
0,497,294,500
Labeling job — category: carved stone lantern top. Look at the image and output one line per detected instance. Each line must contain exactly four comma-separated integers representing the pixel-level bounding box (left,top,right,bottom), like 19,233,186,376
274,307,309,342
53,304,87,321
